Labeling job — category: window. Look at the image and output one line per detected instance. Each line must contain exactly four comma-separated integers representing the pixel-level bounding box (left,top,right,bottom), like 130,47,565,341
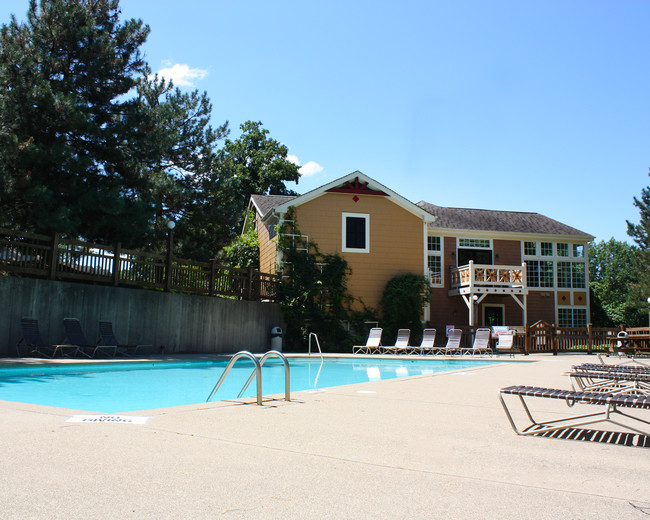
428,256,442,285
558,261,585,289
428,236,441,252
427,236,443,286
557,262,571,288
457,238,492,266
572,263,586,288
523,240,587,290
558,308,587,328
342,213,369,253
459,238,490,248
526,260,554,288
573,244,585,258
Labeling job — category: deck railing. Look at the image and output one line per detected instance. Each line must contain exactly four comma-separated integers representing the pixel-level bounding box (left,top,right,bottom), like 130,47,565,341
0,228,277,301
450,261,526,292
448,323,644,355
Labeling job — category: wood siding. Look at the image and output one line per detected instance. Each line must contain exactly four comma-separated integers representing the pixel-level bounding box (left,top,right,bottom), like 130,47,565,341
493,239,521,265
526,291,556,324
257,213,277,275
428,236,555,329
292,193,425,311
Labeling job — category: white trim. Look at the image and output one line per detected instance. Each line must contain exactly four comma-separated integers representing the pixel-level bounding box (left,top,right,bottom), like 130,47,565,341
427,225,594,243
426,234,444,287
270,171,437,224
342,212,370,253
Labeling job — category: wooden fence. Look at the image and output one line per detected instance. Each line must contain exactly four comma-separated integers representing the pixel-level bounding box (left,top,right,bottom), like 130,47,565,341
0,228,277,301
457,321,650,354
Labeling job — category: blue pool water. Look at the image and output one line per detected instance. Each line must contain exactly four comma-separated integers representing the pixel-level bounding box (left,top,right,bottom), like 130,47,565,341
0,357,499,413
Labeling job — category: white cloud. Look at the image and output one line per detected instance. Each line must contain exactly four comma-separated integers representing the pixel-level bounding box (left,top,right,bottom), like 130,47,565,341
286,154,323,177
157,63,208,87
299,161,324,177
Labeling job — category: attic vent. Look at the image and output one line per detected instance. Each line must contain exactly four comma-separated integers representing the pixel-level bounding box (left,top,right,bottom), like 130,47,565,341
325,177,388,196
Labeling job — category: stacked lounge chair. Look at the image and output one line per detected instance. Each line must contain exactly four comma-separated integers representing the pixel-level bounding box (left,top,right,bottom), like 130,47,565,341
568,363,650,395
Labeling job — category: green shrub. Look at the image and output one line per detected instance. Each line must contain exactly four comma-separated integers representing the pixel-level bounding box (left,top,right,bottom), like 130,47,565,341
380,274,431,344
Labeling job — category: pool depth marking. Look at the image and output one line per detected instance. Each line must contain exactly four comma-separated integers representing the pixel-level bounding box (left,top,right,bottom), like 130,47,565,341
67,415,149,424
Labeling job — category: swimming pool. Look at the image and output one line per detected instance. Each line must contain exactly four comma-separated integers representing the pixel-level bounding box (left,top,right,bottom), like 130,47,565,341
0,357,500,413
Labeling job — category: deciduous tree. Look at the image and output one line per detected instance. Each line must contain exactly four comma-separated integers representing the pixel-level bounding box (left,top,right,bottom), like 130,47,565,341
588,239,643,326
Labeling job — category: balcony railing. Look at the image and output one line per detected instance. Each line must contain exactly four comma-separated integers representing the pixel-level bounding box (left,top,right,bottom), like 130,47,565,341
449,261,527,296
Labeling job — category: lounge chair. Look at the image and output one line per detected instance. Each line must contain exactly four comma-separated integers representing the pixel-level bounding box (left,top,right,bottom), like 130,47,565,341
495,331,515,356
15,317,78,358
98,320,151,357
498,384,650,437
63,317,117,358
435,328,462,355
412,328,436,355
381,329,410,354
568,366,650,395
460,328,492,356
353,328,383,354
574,363,650,374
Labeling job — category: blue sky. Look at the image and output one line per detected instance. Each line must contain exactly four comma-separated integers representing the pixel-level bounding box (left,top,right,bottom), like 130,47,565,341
4,1,649,244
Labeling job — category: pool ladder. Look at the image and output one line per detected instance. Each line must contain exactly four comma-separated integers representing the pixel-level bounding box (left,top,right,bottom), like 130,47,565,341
308,332,323,361
206,350,290,405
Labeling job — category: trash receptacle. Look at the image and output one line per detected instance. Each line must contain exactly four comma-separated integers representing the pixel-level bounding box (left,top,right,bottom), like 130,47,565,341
270,326,283,352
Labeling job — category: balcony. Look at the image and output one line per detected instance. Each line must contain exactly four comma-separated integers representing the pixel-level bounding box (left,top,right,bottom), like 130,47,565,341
449,261,528,297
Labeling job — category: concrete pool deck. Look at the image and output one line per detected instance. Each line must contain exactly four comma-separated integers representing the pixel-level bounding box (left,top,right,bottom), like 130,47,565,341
0,353,648,519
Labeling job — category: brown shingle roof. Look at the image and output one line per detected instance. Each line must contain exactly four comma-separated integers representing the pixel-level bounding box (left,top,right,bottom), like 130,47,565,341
417,201,592,238
250,194,296,219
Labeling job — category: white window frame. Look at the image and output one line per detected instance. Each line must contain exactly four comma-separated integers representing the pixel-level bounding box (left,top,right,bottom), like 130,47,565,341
427,235,444,287
342,212,370,253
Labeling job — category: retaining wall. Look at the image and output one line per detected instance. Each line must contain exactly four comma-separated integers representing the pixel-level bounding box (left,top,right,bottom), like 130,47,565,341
0,277,284,357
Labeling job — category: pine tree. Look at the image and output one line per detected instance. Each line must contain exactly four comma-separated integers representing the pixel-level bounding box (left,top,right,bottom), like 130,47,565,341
0,0,151,244
627,171,650,250
625,170,650,325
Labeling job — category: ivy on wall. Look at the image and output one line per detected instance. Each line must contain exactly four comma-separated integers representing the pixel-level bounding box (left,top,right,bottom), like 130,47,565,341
276,208,376,351
379,273,431,345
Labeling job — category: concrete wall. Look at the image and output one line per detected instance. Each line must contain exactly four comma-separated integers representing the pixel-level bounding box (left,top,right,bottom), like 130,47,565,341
0,277,284,357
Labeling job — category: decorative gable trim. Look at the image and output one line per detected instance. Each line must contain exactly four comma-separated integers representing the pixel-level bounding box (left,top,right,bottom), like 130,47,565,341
266,171,436,224
325,176,389,196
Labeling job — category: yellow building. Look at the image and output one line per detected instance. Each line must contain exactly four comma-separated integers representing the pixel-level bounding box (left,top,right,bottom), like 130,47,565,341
249,171,593,331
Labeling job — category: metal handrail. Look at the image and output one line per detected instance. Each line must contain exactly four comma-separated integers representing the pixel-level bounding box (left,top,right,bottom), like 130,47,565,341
206,351,263,405
237,350,290,401
308,332,323,361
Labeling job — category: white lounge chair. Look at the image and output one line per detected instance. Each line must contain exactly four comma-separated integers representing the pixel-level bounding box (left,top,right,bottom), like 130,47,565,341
495,331,515,356
412,328,436,355
461,328,492,356
436,328,462,355
353,328,383,354
382,329,411,354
